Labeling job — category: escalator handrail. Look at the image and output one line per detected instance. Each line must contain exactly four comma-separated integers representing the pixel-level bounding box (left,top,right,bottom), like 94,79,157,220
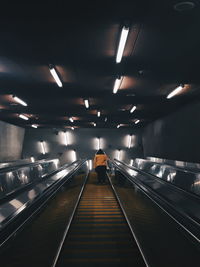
52,163,89,267
0,158,59,174
114,159,200,202
111,160,200,245
106,172,150,267
0,159,88,248
0,160,83,203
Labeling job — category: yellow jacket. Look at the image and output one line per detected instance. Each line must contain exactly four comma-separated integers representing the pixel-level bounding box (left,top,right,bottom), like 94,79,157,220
93,154,108,169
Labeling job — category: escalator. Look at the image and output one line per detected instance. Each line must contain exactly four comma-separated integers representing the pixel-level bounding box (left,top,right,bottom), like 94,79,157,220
53,174,146,266
0,165,199,267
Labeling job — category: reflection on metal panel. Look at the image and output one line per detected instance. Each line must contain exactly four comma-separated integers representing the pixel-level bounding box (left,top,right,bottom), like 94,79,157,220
0,159,61,199
132,158,200,196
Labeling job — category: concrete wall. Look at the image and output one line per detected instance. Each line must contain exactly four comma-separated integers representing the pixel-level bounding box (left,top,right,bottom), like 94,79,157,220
0,120,25,162
22,128,143,165
142,101,200,163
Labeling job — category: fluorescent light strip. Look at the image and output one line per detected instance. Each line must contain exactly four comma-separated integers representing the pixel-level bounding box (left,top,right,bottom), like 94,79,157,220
69,117,74,122
97,111,100,117
64,132,68,146
130,159,134,166
89,159,93,170
117,150,121,160
97,138,101,150
113,77,122,94
117,124,121,128
72,150,76,161
40,141,46,155
130,105,136,113
167,85,184,99
128,135,132,149
13,96,27,106
84,99,89,108
49,66,62,87
116,26,129,63
31,124,38,128
19,114,29,120
135,120,140,124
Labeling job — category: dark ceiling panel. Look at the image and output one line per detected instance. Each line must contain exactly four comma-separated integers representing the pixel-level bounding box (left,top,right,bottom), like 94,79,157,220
0,0,200,128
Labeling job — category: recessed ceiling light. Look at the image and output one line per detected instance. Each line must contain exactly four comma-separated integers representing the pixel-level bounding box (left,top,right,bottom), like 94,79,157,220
130,105,136,113
174,1,195,12
116,26,129,63
135,120,140,124
113,76,123,94
31,124,38,128
167,84,184,99
13,96,27,106
19,114,29,120
93,122,96,127
84,99,89,108
49,65,62,87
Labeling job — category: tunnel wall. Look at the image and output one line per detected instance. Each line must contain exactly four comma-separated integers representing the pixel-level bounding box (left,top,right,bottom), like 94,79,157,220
22,128,143,165
142,101,200,163
0,120,25,162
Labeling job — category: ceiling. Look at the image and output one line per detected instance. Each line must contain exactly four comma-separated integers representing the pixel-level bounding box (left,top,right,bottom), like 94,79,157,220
0,0,200,129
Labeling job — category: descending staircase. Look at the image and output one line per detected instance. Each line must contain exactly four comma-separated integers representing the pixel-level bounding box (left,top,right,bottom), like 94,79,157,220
56,173,145,266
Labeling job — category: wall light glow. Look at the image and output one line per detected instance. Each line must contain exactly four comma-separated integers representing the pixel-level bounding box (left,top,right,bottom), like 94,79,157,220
96,137,101,150
89,159,93,170
128,135,132,149
117,150,121,160
40,141,46,154
64,132,68,146
72,150,76,161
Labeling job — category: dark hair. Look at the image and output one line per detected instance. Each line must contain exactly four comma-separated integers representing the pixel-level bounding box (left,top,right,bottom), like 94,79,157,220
96,149,105,155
